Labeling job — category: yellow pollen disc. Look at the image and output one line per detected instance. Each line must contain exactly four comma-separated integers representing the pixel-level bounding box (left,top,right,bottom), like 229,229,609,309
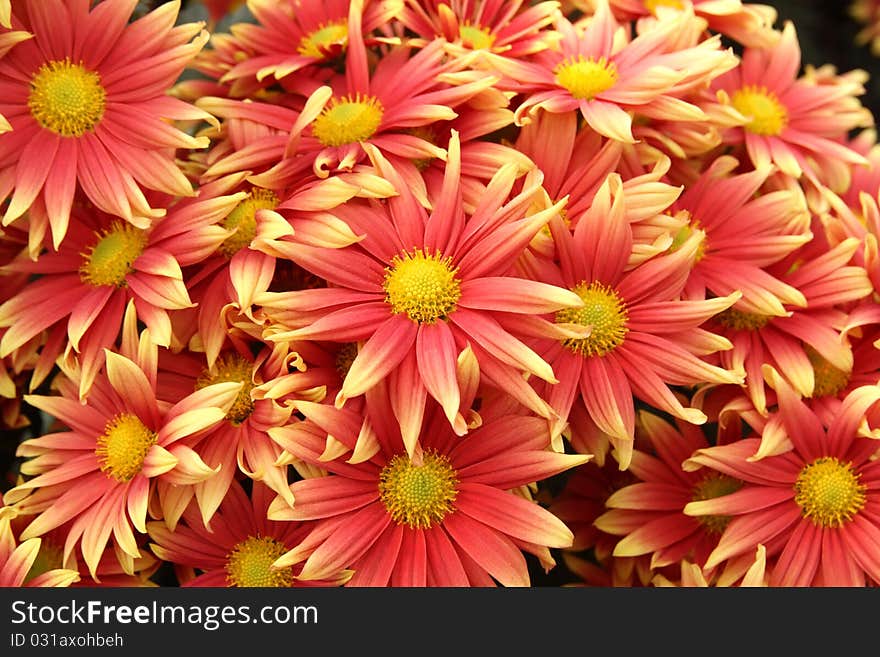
25,540,64,583
407,126,439,170
334,342,359,380
556,281,628,357
459,21,495,50
794,457,866,528
716,308,770,331
225,536,294,587
312,93,384,147
28,58,106,137
379,451,459,529
195,353,255,425
79,221,147,288
731,85,788,136
554,56,618,101
218,188,279,258
691,473,743,535
95,413,157,483
383,248,462,324
670,220,707,262
297,20,349,59
806,347,851,398
644,0,684,13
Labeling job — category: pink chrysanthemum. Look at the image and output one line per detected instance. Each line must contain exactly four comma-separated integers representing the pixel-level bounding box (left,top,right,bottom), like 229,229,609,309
148,481,349,587
684,369,880,586
267,392,589,587
0,509,80,587
0,0,215,249
1,321,241,579
712,20,873,188
256,133,585,454
493,1,736,142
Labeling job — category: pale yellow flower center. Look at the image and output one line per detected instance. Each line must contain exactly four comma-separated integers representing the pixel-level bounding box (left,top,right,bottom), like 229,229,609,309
556,281,629,357
195,353,255,425
225,536,293,587
670,217,707,263
28,58,106,137
644,0,684,13
218,188,279,258
794,457,866,528
379,451,459,529
312,94,384,147
383,249,462,324
554,56,618,100
716,308,770,331
95,413,157,483
459,21,495,50
297,20,349,58
691,473,743,535
79,222,147,288
806,347,851,398
334,342,359,380
731,85,788,136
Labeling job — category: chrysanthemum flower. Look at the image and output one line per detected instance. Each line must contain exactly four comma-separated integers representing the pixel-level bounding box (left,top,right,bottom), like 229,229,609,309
219,0,401,88
495,1,737,142
0,0,216,249
712,20,873,188
668,155,813,317
651,544,768,587
0,24,31,134
2,319,242,579
706,233,873,413
524,173,742,467
399,0,561,61
0,509,80,587
0,181,243,398
257,133,585,454
148,481,349,587
683,369,880,586
267,392,589,586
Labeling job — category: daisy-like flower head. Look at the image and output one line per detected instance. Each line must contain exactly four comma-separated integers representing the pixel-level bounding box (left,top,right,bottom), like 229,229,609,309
683,368,880,586
493,0,737,143
713,20,873,188
219,0,402,88
399,0,562,60
267,390,590,586
148,480,350,587
1,310,242,579
651,544,769,587
256,132,587,456
0,0,217,250
0,508,80,587
0,179,246,399
524,172,743,468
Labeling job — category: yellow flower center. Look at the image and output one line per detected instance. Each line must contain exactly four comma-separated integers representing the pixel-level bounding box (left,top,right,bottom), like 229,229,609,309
459,21,495,50
556,281,629,357
95,413,157,483
218,188,279,258
297,20,349,59
225,536,294,587
691,473,743,535
334,342,359,380
383,249,462,324
807,347,851,398
195,353,255,425
670,220,707,262
25,540,64,583
554,56,618,100
716,308,770,331
644,0,684,13
731,85,788,136
79,221,147,288
379,451,458,529
794,457,867,528
28,58,106,137
407,126,439,171
312,93,384,147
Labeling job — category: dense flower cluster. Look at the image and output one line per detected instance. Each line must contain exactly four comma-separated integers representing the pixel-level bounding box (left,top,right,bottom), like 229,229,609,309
1,0,879,588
